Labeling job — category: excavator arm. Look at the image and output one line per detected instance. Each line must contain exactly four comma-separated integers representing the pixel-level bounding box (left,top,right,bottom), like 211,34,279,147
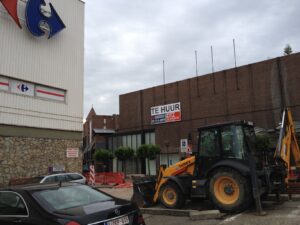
274,108,300,182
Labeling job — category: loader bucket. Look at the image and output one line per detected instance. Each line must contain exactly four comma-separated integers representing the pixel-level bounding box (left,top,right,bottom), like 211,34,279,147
131,176,156,208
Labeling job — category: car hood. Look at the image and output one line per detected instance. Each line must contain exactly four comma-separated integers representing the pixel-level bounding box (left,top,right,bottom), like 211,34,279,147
54,198,138,224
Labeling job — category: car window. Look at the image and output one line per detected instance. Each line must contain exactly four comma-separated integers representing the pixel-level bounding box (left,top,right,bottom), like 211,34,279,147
44,176,57,183
56,175,67,182
33,185,112,211
67,174,82,181
0,192,28,216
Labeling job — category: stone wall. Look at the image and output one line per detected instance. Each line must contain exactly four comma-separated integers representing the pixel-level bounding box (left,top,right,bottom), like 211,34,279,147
0,136,82,186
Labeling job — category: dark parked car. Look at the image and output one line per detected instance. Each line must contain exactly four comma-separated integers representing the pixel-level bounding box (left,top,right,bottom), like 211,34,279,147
0,183,145,225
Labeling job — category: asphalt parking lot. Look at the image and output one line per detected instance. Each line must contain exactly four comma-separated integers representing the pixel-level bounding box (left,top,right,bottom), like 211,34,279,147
100,187,300,225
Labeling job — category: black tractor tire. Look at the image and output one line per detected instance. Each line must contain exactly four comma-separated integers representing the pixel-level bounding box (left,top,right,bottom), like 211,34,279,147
158,182,185,209
208,168,252,214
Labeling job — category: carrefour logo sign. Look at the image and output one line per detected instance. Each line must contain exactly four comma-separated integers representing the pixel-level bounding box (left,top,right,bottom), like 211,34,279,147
0,0,65,39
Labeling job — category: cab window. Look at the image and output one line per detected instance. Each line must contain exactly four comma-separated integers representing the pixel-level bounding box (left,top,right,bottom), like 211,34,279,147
199,129,220,157
221,125,247,159
0,192,28,216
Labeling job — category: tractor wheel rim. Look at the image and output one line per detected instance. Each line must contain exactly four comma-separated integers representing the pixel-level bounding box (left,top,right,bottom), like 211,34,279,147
214,176,240,205
162,187,177,205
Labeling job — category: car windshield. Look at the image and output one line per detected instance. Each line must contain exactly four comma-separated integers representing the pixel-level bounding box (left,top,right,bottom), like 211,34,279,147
33,185,112,211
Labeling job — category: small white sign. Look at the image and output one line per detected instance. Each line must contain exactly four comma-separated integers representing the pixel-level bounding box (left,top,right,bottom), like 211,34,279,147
180,139,188,153
66,148,79,158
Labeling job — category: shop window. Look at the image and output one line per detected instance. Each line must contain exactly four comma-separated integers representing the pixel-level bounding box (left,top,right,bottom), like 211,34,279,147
145,132,155,145
132,135,137,150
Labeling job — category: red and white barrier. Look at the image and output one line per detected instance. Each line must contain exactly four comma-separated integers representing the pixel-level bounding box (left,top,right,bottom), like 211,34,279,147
89,165,95,186
84,172,125,186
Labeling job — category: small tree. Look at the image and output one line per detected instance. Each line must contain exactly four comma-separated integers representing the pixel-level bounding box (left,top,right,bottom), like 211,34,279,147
114,147,134,174
137,144,160,175
284,44,293,55
93,149,114,172
94,149,114,161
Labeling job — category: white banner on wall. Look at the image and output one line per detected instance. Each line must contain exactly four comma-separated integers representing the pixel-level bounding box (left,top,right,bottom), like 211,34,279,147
36,85,65,102
10,80,34,96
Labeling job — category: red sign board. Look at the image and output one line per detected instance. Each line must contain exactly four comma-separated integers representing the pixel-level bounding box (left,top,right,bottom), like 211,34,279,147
151,102,181,125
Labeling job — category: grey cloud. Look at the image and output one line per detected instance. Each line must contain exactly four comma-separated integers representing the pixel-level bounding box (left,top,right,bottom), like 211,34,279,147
84,0,300,117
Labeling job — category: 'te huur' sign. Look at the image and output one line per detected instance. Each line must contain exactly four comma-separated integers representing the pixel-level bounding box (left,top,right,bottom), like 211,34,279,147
151,102,181,125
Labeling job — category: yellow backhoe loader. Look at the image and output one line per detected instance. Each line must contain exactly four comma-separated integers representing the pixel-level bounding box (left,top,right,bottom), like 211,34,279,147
132,108,300,214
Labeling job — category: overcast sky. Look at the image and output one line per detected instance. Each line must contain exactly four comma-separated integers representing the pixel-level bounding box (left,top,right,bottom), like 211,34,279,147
84,0,300,118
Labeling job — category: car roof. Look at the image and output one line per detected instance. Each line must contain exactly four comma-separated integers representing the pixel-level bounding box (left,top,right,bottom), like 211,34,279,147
40,172,82,177
0,182,81,192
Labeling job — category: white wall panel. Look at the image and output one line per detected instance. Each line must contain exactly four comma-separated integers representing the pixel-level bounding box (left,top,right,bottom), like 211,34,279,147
0,0,84,131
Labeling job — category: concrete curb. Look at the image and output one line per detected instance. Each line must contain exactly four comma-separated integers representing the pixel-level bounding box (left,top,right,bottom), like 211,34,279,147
190,210,225,220
141,208,197,217
141,208,225,220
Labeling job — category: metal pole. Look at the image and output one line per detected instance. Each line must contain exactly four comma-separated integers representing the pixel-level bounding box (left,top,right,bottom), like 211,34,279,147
233,39,237,68
211,46,216,94
163,60,166,84
163,60,166,104
211,46,214,73
195,50,198,77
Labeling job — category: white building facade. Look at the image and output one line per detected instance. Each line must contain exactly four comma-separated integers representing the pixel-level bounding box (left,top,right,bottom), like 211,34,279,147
0,0,84,186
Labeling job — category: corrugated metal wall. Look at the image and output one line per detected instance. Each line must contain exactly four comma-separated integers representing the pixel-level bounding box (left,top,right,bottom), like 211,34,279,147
0,0,84,131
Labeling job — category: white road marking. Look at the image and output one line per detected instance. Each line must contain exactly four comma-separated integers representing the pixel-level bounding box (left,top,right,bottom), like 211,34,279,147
218,213,243,224
287,205,300,218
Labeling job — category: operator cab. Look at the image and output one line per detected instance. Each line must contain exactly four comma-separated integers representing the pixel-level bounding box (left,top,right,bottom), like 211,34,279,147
196,121,257,178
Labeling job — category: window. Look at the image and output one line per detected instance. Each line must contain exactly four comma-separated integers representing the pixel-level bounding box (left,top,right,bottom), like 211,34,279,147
145,132,155,145
126,135,132,148
33,186,112,212
67,174,83,181
199,129,220,157
43,176,57,183
56,175,67,182
221,125,247,159
132,135,137,150
0,192,28,216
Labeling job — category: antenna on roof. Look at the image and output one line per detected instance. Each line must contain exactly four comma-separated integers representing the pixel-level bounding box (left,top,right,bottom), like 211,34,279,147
195,50,200,96
233,38,237,68
210,46,215,73
233,38,240,90
163,60,166,103
195,50,199,77
211,46,216,94
163,60,166,85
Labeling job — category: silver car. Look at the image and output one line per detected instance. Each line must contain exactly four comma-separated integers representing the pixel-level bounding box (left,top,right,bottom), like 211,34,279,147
36,172,87,184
